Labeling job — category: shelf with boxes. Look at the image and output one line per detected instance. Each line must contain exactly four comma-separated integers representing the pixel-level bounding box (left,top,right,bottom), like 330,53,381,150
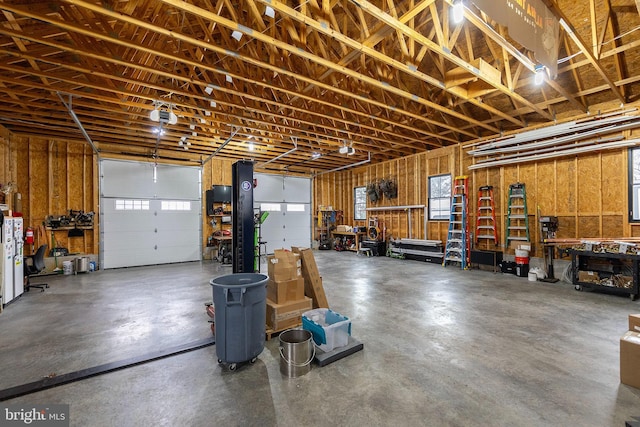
205,197,232,262
332,226,366,252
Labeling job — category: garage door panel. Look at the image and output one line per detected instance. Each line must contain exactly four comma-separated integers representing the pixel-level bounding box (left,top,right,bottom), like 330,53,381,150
281,177,311,203
254,174,284,202
255,176,311,254
100,159,201,269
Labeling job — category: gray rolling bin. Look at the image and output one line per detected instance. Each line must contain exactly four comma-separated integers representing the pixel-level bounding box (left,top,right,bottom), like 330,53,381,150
210,273,268,370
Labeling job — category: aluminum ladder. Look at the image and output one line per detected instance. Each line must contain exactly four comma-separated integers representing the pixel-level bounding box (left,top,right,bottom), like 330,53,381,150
443,176,470,269
505,182,530,247
475,185,498,248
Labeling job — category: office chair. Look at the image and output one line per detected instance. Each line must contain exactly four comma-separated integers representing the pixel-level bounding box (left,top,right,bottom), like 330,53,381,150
24,244,49,292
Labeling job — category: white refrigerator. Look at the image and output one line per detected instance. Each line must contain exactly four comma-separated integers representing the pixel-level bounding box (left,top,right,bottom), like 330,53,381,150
13,217,24,298
1,216,24,306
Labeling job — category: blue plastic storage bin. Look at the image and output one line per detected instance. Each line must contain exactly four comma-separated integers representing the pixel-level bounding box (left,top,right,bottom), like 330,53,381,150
302,308,351,352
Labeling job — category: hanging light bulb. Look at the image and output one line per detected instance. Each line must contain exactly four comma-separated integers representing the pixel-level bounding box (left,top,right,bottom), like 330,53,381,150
534,65,545,85
453,1,464,24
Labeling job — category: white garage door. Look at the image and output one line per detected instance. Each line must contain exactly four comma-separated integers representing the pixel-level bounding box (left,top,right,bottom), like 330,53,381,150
100,160,201,269
254,174,311,254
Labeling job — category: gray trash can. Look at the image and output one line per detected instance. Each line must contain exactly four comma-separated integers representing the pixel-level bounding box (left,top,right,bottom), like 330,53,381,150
210,273,268,368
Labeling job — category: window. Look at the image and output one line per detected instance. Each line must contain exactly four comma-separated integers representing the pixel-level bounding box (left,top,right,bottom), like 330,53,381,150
115,199,149,210
161,200,191,211
630,148,640,221
260,203,281,212
354,186,366,220
428,174,451,220
287,204,306,212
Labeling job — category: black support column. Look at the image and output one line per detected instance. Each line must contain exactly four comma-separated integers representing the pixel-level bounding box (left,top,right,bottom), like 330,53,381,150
231,160,255,273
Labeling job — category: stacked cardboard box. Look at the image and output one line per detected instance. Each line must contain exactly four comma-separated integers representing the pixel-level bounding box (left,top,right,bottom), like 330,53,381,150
266,249,310,330
620,314,640,389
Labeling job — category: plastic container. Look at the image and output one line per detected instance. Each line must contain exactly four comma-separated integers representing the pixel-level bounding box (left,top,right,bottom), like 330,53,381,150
302,308,351,352
515,249,529,258
516,263,529,277
514,256,529,264
210,273,268,366
528,271,537,282
62,261,73,275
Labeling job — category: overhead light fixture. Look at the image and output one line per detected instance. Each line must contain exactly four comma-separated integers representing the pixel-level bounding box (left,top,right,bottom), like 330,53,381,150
265,6,275,18
231,30,243,41
204,85,214,95
205,111,212,116
453,0,464,24
152,127,165,136
189,124,196,130
248,142,255,151
534,65,545,85
311,152,322,160
226,75,233,83
210,101,217,108
192,132,198,137
347,147,356,155
339,146,349,154
149,104,178,125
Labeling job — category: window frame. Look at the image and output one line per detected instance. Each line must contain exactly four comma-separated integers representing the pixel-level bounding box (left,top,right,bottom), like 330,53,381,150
629,148,640,222
354,186,367,220
428,174,452,221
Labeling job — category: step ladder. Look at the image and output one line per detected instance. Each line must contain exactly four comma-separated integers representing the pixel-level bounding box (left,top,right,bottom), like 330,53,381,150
475,185,498,248
443,176,470,269
505,182,530,247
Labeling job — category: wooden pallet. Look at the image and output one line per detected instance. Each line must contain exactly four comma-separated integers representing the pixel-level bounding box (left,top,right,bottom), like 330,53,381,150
265,322,301,341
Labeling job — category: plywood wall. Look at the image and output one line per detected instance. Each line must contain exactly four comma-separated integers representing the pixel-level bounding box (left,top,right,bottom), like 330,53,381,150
1,131,237,257
3,125,638,261
0,133,99,255
314,146,457,243
316,142,633,258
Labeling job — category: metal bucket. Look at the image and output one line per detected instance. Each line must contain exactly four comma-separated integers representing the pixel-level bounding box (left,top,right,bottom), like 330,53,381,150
74,257,89,274
279,329,315,378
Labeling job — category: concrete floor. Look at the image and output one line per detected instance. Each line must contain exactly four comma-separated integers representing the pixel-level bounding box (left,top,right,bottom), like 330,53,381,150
0,250,639,426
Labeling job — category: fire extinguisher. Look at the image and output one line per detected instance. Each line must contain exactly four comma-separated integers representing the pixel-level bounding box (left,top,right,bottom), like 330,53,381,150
25,226,34,245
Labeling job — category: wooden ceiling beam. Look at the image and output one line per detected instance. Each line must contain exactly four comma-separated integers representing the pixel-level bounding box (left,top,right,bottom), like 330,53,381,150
549,2,626,104
0,23,447,151
255,0,515,133
347,0,551,122
142,0,478,138
53,0,461,142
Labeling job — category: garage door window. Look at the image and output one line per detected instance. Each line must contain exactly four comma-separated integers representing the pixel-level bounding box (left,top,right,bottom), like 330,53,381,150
260,203,281,212
115,199,149,210
287,204,306,212
161,200,191,211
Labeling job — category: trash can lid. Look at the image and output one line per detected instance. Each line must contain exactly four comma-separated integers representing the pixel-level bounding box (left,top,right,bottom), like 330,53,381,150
210,273,268,288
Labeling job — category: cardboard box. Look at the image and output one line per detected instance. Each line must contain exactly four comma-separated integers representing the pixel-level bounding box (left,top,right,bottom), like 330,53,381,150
266,297,312,331
267,277,304,304
292,247,329,308
577,270,599,283
630,314,640,333
620,331,640,389
267,251,301,282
